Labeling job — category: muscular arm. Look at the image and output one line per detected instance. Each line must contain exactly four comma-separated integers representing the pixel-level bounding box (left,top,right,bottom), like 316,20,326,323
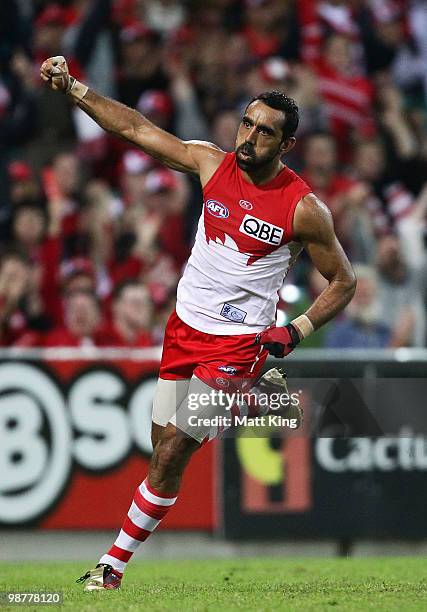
40,56,224,181
293,194,356,331
77,90,223,175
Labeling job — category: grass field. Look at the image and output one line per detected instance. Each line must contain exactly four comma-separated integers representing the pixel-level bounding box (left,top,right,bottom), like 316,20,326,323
1,558,427,611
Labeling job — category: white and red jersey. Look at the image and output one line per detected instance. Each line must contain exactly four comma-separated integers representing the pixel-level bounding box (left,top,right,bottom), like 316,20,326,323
176,152,312,335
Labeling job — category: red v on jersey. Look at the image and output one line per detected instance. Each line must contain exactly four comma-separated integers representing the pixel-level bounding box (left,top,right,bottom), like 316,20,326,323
203,152,311,265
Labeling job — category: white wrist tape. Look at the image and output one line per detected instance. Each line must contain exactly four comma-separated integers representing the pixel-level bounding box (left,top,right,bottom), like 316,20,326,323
67,77,89,102
291,314,314,339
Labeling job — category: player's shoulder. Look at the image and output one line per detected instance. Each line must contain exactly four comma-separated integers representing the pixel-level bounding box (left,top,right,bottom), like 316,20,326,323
185,139,222,151
185,141,228,187
293,193,334,241
297,193,332,218
185,140,226,162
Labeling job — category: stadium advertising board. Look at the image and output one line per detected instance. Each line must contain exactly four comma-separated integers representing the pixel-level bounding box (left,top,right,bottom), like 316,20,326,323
0,350,215,529
222,376,427,539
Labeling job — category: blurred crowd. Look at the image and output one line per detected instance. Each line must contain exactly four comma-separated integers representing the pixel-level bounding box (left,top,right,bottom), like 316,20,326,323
1,0,426,349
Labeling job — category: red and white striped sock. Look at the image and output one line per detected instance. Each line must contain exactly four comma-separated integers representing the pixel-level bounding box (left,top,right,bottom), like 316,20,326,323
99,478,178,574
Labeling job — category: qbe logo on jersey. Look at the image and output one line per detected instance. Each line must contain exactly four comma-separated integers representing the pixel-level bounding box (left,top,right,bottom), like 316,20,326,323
205,199,229,219
239,214,283,245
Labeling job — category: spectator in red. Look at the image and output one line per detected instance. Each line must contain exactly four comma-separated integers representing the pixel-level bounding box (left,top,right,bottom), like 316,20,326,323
108,151,153,287
11,200,64,322
142,167,189,268
0,251,33,346
60,257,96,295
242,0,289,59
136,90,173,132
297,0,362,65
301,132,372,252
16,258,99,347
7,161,42,207
45,151,84,255
314,33,375,158
111,166,181,295
361,0,408,75
98,280,154,347
44,289,102,347
32,5,85,84
12,204,47,254
352,138,416,234
29,5,83,164
80,179,126,306
120,149,153,207
117,24,168,108
302,132,356,201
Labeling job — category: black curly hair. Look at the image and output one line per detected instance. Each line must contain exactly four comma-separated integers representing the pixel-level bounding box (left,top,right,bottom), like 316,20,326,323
246,91,300,141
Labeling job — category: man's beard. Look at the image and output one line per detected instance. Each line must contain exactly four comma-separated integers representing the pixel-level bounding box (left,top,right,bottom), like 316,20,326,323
235,142,281,171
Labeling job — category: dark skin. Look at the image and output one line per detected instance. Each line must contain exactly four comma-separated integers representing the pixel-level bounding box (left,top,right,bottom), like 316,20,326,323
234,104,295,181
41,57,356,494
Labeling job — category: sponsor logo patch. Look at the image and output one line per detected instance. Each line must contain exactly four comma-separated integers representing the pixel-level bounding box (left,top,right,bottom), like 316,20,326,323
239,214,283,245
239,199,253,210
215,377,230,388
205,199,229,219
220,303,247,323
218,365,237,375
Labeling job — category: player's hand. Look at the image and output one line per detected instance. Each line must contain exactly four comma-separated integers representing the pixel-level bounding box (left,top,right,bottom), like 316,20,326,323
40,56,71,92
255,324,301,358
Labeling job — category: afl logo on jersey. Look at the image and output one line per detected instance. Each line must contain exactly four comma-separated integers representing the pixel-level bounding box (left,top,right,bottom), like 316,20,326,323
205,199,229,219
218,365,237,375
239,199,253,210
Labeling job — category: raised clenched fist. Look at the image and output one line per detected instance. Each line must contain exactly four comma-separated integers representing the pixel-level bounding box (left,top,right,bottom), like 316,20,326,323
40,55,70,92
